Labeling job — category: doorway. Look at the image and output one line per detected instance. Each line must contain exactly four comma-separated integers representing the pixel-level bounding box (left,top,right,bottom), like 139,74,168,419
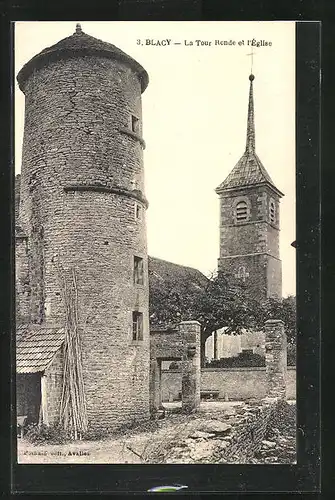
160,358,182,408
16,373,41,425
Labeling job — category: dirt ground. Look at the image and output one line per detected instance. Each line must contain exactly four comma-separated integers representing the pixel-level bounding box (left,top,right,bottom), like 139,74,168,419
17,401,296,464
17,402,242,464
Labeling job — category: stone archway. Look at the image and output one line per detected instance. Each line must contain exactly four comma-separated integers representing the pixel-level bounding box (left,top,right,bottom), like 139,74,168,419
150,321,201,414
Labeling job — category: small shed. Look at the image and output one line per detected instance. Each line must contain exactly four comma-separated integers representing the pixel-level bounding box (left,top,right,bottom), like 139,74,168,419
16,325,65,426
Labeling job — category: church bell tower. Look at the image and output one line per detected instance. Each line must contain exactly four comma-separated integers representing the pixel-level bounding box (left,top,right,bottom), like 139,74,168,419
216,74,284,301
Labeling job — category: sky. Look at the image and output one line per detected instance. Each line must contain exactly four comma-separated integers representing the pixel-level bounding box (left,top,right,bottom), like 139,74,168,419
14,21,296,297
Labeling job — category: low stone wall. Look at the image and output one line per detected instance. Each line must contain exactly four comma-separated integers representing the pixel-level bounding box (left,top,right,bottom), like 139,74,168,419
211,397,282,463
161,366,296,402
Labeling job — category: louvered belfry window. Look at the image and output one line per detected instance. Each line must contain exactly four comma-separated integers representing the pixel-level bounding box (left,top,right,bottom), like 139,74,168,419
235,201,248,221
269,200,276,223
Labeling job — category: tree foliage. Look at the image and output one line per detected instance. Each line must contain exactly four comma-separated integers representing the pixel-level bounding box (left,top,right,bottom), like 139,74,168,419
149,271,296,345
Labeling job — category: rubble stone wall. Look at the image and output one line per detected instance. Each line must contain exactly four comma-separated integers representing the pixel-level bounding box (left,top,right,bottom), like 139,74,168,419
212,398,283,463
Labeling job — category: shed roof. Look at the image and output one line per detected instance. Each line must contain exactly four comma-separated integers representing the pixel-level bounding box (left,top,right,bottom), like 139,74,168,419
148,256,208,331
16,325,65,374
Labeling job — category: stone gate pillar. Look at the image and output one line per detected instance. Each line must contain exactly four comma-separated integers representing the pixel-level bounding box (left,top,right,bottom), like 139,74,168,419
149,358,162,413
265,319,287,399
181,321,201,412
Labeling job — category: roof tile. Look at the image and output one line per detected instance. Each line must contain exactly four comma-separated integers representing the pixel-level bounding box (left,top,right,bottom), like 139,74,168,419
216,152,278,192
16,325,65,374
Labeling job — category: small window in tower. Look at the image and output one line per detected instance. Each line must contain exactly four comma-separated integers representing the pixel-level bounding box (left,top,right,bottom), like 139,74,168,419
131,115,140,134
134,256,144,285
132,311,143,340
269,200,276,224
235,201,248,221
135,203,141,220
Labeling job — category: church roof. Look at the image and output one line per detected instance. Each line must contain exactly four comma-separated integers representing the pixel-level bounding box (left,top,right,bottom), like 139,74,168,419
216,74,283,197
17,23,149,93
148,256,208,330
216,152,277,192
148,256,208,291
16,325,65,373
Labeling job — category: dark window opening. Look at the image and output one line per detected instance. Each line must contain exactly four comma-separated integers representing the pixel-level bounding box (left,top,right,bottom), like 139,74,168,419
134,256,144,285
235,201,248,221
132,311,143,340
131,115,140,134
135,204,141,220
104,241,109,245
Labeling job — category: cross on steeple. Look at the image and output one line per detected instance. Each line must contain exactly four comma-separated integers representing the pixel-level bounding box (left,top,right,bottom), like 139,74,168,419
235,266,249,282
247,46,256,74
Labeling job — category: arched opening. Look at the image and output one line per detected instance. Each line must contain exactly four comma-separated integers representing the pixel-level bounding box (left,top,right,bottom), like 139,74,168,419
235,200,248,221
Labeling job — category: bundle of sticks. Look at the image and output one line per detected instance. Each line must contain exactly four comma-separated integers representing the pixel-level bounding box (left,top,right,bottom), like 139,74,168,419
54,259,88,439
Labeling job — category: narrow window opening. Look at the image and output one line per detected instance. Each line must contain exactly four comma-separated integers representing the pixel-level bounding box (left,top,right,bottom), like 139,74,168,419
134,256,144,285
104,241,109,245
132,311,143,340
131,115,140,134
135,203,141,220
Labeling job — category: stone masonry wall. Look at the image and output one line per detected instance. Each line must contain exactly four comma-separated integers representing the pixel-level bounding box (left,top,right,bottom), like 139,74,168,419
218,184,282,301
150,322,201,413
190,319,289,463
180,321,201,412
44,348,64,426
265,319,287,399
218,253,269,301
160,366,296,402
19,51,150,430
15,235,30,324
58,190,149,429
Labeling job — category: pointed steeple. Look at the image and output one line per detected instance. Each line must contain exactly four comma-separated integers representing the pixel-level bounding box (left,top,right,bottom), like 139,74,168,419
246,74,255,154
216,73,283,197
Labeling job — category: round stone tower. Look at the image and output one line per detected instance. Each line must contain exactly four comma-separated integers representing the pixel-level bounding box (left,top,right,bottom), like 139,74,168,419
17,24,150,429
